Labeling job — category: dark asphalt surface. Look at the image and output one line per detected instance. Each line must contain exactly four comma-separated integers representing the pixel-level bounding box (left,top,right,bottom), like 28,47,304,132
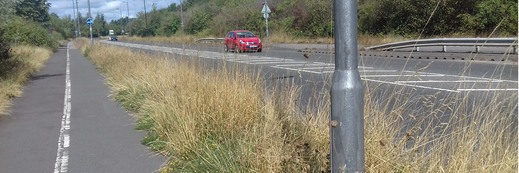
0,43,165,173
103,40,517,149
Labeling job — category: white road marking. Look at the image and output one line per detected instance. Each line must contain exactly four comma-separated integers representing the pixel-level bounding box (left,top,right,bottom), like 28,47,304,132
396,80,503,83
457,88,518,91
103,41,517,93
275,63,334,67
363,78,460,93
250,61,301,65
272,66,327,74
360,70,398,73
402,70,518,83
361,74,444,78
54,43,72,173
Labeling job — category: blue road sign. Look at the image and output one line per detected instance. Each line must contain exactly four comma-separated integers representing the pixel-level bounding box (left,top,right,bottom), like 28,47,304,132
86,18,93,26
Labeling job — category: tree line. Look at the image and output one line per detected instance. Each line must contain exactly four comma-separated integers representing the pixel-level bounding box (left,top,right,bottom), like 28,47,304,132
109,0,516,38
0,0,60,59
1,0,517,55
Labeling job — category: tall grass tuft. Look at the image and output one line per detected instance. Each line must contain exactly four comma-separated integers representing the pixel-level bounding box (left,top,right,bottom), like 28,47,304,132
121,35,198,44
77,38,517,172
0,45,52,115
81,41,329,172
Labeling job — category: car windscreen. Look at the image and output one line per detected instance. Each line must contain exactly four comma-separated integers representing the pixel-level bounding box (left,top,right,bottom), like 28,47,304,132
236,32,255,38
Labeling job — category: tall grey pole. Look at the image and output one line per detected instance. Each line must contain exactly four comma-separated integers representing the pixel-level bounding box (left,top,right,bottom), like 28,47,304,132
264,0,269,45
87,0,92,41
330,0,365,172
180,0,183,32
126,1,130,36
76,0,80,36
72,0,77,37
143,0,147,33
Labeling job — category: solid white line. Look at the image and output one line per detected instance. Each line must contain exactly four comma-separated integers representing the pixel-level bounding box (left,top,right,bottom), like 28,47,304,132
402,70,518,83
54,43,72,173
396,80,503,83
272,66,325,74
361,74,444,78
457,88,518,91
363,78,460,93
360,70,398,73
275,63,334,67
250,61,301,65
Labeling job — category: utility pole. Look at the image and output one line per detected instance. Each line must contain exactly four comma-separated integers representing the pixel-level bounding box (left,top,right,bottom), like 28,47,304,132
180,0,183,32
143,0,147,35
72,0,77,37
330,0,365,172
119,7,123,34
126,1,130,36
76,0,80,36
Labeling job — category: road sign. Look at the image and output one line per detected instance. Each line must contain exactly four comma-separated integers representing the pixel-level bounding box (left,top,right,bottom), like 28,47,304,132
261,3,271,19
86,18,93,26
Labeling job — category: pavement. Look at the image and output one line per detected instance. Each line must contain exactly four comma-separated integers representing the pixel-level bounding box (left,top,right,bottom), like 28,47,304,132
0,43,165,173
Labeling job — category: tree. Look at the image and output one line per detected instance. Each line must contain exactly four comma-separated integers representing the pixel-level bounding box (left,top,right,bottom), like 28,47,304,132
92,13,108,37
0,0,17,26
15,0,51,24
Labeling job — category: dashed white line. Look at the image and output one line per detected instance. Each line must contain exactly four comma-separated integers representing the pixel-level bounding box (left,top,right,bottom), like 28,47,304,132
54,43,72,173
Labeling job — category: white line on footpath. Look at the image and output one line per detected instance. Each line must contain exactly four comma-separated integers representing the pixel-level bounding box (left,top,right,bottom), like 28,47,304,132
54,43,72,173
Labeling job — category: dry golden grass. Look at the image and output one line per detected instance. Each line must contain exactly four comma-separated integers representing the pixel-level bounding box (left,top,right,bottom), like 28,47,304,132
76,38,517,172
0,45,52,115
121,35,198,44
114,33,413,47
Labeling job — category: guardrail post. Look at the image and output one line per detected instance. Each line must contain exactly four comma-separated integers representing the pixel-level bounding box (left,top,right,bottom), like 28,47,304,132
442,45,447,52
476,46,480,53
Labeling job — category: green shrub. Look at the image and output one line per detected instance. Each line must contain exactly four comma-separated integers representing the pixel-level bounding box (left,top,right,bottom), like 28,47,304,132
3,17,59,49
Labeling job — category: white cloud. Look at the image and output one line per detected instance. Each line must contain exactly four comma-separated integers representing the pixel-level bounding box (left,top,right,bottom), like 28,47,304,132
48,0,180,22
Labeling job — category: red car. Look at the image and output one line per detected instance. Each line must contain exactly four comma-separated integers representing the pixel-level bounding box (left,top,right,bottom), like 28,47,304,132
224,30,262,53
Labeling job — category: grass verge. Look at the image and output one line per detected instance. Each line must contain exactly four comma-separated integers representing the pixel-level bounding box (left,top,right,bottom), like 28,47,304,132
0,45,52,115
76,37,517,172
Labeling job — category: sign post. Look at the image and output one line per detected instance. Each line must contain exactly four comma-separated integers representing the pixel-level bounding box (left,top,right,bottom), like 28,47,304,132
330,0,365,172
261,1,271,46
86,18,93,42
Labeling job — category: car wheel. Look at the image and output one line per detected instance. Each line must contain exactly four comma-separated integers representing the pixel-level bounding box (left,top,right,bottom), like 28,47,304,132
224,45,229,52
257,49,262,52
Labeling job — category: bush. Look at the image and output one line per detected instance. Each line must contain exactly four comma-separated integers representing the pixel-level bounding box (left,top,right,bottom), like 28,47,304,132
0,29,10,60
3,17,59,49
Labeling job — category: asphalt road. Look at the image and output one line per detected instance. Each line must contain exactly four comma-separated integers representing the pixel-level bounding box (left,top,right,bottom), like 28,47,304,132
0,43,165,173
101,40,518,138
104,40,517,102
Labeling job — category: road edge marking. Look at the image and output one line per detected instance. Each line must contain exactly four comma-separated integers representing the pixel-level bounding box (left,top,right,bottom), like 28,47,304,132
54,43,72,173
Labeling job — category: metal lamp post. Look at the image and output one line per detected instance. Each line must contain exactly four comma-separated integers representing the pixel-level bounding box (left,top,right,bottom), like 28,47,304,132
330,0,365,172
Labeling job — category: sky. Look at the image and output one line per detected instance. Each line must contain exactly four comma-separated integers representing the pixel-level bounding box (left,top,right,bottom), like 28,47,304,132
48,0,180,22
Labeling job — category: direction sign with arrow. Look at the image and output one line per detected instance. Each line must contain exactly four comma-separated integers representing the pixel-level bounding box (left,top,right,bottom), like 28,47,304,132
86,18,93,26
